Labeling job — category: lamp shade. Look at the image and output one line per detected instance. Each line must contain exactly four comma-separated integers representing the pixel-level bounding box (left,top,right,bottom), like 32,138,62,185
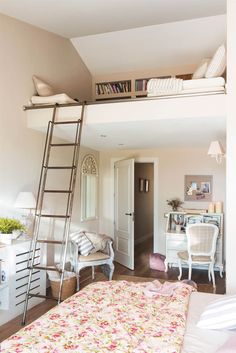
207,140,225,163
14,192,36,209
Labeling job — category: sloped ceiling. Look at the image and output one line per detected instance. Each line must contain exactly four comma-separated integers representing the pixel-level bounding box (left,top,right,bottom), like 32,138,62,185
0,0,226,75
72,15,226,75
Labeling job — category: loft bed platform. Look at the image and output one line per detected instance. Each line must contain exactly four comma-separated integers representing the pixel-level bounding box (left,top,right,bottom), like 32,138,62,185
25,91,226,149
26,90,226,124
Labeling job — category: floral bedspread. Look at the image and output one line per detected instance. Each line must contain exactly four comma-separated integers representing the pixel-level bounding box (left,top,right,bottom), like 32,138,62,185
0,280,194,353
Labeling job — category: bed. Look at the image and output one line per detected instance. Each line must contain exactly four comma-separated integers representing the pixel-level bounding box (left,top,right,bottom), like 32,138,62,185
0,279,234,353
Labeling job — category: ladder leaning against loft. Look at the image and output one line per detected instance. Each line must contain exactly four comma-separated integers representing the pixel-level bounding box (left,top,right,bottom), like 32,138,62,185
22,102,85,325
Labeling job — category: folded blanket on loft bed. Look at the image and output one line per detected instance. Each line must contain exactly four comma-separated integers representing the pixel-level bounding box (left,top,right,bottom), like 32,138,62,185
147,77,225,97
147,77,183,95
1,280,195,353
31,93,77,105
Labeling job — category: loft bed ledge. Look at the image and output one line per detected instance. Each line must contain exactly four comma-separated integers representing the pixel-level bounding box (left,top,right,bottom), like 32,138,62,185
23,89,226,111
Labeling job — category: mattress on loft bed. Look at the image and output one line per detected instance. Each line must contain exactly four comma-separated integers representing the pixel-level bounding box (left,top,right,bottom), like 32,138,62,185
147,77,225,97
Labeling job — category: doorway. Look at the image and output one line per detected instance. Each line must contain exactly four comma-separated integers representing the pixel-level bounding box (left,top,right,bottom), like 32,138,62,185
113,157,157,270
134,162,154,267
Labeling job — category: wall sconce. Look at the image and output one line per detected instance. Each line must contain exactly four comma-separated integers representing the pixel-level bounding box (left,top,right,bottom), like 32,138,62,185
207,140,225,164
14,192,36,235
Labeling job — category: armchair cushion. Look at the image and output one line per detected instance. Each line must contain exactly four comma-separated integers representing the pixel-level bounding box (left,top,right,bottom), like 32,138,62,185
78,252,110,262
83,232,112,253
70,231,94,256
178,251,211,262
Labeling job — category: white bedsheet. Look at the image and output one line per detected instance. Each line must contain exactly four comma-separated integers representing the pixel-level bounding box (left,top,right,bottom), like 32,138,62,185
182,292,233,353
183,77,225,90
31,93,76,105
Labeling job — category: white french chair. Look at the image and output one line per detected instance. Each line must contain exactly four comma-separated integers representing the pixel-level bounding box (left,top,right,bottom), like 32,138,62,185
177,223,219,287
70,236,115,291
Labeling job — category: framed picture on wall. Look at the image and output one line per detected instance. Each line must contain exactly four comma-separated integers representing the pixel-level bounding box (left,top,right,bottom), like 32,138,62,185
184,175,213,201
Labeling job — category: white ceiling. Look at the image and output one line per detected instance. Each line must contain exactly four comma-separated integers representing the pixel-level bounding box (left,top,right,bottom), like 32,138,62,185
0,0,226,38
81,116,226,150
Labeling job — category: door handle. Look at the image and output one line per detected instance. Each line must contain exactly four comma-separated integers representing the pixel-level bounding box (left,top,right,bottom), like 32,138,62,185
125,213,132,216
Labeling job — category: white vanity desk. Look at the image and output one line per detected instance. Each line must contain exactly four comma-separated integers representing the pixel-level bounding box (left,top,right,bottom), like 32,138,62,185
164,211,224,276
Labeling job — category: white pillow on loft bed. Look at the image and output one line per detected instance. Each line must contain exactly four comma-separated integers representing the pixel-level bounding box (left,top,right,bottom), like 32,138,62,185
205,44,226,78
192,58,210,79
32,75,55,96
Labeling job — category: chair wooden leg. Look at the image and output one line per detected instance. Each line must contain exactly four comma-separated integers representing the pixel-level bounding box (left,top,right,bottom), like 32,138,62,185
188,262,192,280
208,265,211,281
108,263,115,280
92,266,95,280
178,258,182,280
211,264,216,288
76,271,81,291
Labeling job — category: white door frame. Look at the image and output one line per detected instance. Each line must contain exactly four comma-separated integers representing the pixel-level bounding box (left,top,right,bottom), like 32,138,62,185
111,157,159,253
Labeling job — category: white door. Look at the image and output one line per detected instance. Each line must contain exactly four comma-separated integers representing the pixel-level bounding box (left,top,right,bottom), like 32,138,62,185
114,158,134,270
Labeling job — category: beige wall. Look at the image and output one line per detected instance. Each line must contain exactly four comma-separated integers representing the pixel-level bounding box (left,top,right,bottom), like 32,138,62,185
99,148,226,254
0,13,92,219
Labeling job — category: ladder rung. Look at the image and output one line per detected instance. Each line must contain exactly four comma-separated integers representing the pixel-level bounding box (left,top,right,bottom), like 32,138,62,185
50,143,78,147
53,120,81,125
44,166,76,170
44,190,72,193
28,293,58,301
37,214,70,219
37,240,66,244
29,265,62,272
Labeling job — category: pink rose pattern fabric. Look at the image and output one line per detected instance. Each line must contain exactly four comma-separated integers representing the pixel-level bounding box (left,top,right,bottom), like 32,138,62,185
0,280,194,353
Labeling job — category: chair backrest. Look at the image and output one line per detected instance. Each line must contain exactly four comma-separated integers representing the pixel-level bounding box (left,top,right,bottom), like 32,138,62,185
186,223,219,259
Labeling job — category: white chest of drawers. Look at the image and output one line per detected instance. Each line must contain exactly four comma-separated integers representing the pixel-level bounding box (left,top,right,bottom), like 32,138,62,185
0,239,46,325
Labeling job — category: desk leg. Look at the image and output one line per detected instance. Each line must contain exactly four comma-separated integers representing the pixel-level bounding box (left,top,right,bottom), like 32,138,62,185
219,266,223,278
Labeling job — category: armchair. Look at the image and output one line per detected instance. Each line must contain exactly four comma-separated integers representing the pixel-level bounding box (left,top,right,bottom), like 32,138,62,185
70,232,115,290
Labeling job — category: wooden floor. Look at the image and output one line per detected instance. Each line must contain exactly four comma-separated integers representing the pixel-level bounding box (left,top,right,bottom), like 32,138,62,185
0,238,225,342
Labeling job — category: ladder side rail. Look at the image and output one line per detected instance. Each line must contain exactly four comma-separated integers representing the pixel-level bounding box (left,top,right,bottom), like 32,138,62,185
23,107,57,325
37,104,58,212
59,103,85,245
57,103,85,302
66,102,85,217
26,119,52,269
30,119,55,267
59,102,85,247
34,105,57,238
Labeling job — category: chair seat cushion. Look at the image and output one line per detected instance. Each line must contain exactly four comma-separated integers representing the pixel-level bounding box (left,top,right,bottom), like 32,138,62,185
78,252,110,262
178,251,211,262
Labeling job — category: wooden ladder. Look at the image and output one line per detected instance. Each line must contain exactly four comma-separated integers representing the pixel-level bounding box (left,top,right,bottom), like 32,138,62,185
22,102,85,325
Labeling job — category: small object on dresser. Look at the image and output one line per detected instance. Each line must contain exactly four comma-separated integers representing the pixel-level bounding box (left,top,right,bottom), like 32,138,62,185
208,202,215,213
166,198,184,211
215,201,223,213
